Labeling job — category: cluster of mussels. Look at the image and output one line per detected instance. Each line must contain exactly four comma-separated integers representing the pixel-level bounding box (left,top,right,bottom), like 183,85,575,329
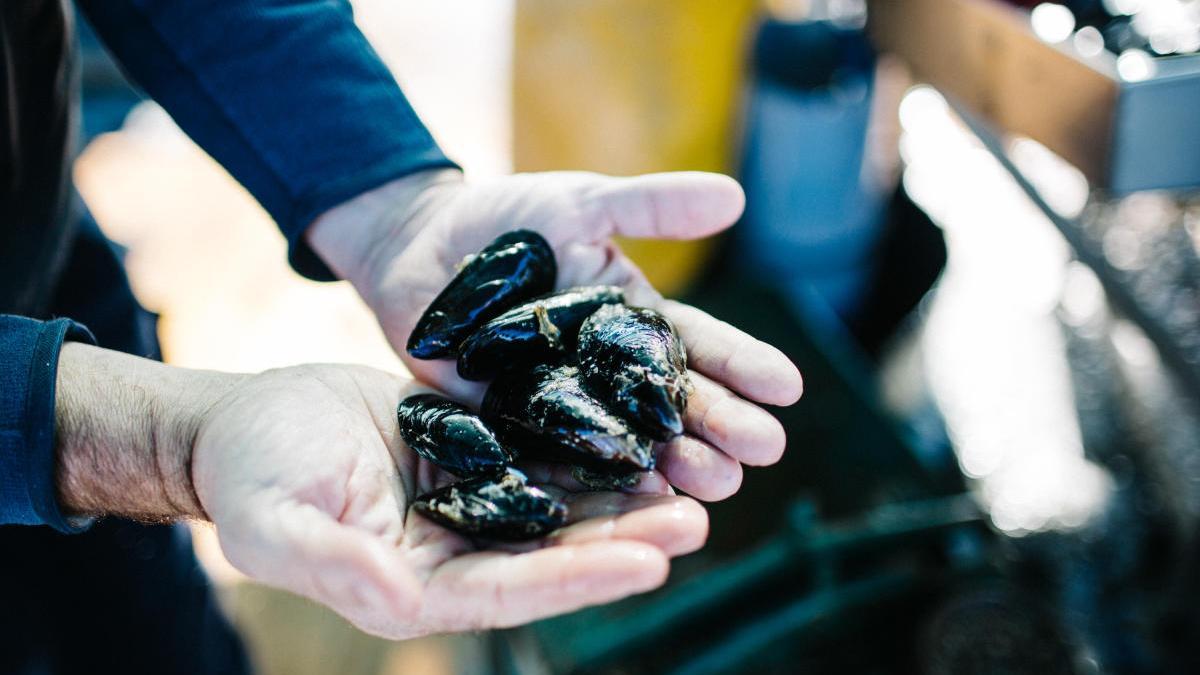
398,230,690,542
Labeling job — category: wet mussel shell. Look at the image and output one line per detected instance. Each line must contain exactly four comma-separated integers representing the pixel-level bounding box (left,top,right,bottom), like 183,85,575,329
397,394,514,477
571,465,644,491
407,229,556,359
578,304,689,442
456,285,625,381
412,467,568,541
482,364,656,473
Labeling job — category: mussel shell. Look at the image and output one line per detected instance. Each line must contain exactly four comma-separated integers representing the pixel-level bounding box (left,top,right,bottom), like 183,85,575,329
571,465,643,491
456,285,625,381
412,467,568,541
482,364,655,472
578,304,688,442
397,394,514,477
407,230,556,359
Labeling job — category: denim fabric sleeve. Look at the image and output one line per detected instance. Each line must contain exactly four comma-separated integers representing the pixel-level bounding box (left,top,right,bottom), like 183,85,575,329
76,0,460,280
0,315,97,533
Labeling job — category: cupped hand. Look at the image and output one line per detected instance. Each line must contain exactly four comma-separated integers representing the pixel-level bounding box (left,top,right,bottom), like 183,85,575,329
190,364,707,639
309,170,804,502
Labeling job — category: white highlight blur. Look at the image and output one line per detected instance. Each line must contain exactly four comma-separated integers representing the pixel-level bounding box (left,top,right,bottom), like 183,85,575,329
1059,262,1106,328
899,85,1114,536
1104,0,1146,15
1073,26,1106,57
1032,4,1077,44
1117,49,1156,81
1132,0,1200,55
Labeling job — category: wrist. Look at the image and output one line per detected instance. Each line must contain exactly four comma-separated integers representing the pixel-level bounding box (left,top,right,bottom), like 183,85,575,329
306,167,463,290
54,343,242,521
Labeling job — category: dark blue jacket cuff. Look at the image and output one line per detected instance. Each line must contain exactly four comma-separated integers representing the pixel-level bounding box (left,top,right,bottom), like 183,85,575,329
0,315,97,533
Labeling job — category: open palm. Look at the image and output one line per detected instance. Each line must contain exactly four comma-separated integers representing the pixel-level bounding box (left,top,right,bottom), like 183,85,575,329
328,170,804,502
191,363,707,639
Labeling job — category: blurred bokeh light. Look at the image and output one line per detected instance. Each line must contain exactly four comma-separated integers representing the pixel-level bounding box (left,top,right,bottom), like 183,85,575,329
899,85,1116,536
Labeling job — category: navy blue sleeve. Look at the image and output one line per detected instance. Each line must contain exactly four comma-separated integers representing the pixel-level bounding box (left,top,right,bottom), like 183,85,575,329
0,315,97,533
76,0,460,280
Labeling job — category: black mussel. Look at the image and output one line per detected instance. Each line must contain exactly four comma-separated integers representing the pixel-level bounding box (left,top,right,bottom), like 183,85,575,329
456,285,625,381
482,364,655,472
407,230,556,359
412,467,568,541
571,465,643,491
578,304,689,441
397,394,513,477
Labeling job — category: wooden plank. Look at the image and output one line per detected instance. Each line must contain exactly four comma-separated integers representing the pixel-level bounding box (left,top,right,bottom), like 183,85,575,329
868,0,1119,185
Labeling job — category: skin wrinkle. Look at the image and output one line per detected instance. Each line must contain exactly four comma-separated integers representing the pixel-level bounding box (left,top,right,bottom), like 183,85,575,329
663,436,742,501
401,522,468,578
54,343,239,522
358,174,461,300
150,374,202,518
149,415,183,518
697,385,726,444
309,369,396,521
335,463,360,526
182,369,246,519
588,183,626,240
342,367,415,511
342,456,404,537
699,390,779,465
642,181,673,238
312,372,370,524
403,509,444,552
489,555,513,623
421,562,480,631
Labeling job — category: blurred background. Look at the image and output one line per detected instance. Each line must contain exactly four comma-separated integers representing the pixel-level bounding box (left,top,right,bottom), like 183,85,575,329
74,0,1200,673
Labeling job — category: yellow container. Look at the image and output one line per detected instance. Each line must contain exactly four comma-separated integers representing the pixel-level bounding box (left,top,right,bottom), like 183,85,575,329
513,0,759,295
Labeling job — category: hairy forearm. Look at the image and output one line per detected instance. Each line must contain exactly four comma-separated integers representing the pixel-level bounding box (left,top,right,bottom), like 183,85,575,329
54,343,242,522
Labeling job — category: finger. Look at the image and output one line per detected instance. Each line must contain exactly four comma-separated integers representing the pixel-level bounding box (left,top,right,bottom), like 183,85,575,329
657,435,744,502
244,503,421,631
424,541,668,631
685,372,787,466
554,494,708,557
658,299,803,407
584,172,745,241
556,239,648,291
402,358,487,407
518,461,673,496
492,493,705,557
